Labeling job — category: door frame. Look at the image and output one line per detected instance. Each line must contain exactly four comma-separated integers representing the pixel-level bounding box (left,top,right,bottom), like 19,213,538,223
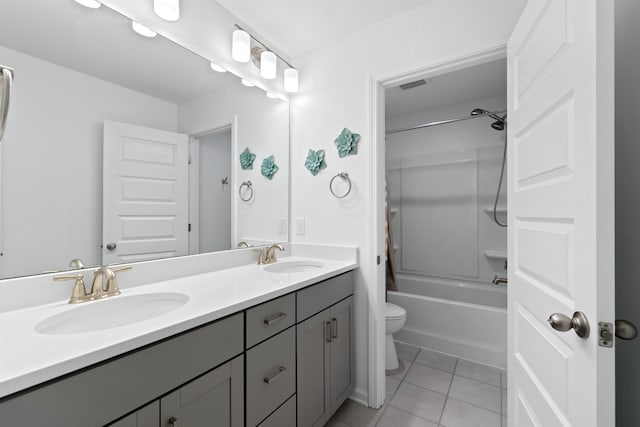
368,44,507,408
187,119,237,254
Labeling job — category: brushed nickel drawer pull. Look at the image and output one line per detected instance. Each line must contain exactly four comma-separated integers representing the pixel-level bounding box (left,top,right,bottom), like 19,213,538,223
326,321,332,342
264,366,287,384
331,318,338,339
168,416,179,426
263,312,287,325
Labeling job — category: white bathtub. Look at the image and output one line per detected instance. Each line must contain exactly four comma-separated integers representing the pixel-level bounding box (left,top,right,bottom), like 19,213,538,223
387,274,507,369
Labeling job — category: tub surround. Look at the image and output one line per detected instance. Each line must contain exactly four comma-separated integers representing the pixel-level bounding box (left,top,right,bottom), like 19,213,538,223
0,243,357,399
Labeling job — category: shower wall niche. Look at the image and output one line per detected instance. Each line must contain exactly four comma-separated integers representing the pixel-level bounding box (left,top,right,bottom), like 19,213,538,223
386,95,507,285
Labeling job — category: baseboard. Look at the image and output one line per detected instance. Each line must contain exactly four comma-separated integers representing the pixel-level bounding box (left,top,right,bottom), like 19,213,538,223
348,387,369,407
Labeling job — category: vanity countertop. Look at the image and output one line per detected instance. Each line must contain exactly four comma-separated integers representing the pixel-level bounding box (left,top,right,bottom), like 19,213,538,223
0,255,357,399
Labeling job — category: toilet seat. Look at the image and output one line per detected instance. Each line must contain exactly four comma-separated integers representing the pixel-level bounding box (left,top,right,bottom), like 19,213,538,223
385,302,406,320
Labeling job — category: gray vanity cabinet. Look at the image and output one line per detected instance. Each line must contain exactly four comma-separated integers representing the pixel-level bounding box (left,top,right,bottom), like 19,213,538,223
160,355,244,427
110,402,159,427
296,271,355,427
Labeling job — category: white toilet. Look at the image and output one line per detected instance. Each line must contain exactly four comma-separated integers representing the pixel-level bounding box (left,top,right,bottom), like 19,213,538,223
385,302,407,371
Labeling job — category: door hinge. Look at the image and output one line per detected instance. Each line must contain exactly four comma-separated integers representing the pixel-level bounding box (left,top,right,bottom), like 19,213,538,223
598,322,613,347
188,223,191,232
377,255,381,265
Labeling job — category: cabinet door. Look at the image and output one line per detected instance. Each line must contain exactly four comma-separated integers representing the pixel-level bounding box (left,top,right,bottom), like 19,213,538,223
108,401,159,427
296,309,331,427
160,355,244,427
329,296,354,414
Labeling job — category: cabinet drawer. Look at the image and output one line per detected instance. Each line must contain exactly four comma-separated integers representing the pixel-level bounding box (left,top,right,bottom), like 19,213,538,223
246,293,295,348
297,271,354,322
246,327,296,426
258,394,296,427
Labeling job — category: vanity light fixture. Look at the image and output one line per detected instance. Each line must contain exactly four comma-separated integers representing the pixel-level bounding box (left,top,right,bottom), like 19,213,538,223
210,62,227,73
284,68,299,93
232,24,299,93
266,92,277,99
132,21,157,38
241,79,255,87
74,0,101,8
232,30,251,63
154,0,180,22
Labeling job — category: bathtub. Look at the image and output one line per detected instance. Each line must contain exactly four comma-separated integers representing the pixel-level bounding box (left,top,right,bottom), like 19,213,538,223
387,274,507,369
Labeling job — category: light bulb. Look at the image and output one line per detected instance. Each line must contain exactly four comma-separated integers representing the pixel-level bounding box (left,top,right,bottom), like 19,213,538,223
260,51,277,80
74,0,101,8
132,22,157,38
154,0,180,21
284,68,299,93
210,62,227,73
241,79,255,87
232,30,250,63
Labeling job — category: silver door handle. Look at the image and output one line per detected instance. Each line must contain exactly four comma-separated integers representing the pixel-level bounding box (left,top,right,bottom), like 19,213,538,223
263,366,287,384
615,319,638,340
106,243,117,251
331,318,338,339
0,66,14,142
548,311,590,338
263,312,287,325
326,321,332,342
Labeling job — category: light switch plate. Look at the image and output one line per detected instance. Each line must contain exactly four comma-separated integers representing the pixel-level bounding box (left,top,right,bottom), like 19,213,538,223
296,217,305,235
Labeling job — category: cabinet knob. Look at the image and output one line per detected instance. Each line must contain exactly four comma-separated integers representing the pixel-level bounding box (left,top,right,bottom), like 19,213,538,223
168,416,179,426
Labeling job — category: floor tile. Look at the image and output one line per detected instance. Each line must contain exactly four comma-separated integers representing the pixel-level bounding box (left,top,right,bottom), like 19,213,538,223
390,382,447,423
330,399,382,427
501,389,507,415
440,398,501,427
396,341,420,362
404,363,453,395
414,348,458,373
449,376,501,413
386,377,402,402
388,359,412,381
501,370,507,389
455,359,501,387
376,405,437,427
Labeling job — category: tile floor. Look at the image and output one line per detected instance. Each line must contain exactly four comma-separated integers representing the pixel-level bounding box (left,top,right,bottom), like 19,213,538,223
326,341,507,427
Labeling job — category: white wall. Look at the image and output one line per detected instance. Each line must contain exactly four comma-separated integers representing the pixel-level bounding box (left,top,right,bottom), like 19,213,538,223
197,130,232,253
386,96,507,284
0,47,177,278
615,0,640,424
177,83,289,246
289,0,526,402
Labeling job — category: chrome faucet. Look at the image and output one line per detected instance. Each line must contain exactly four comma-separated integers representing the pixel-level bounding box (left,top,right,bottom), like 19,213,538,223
53,265,132,304
265,244,285,264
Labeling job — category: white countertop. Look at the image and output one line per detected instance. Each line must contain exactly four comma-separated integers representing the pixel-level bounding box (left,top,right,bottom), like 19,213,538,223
0,255,357,398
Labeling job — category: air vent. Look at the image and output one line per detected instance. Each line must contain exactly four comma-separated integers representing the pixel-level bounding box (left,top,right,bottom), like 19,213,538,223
399,79,427,90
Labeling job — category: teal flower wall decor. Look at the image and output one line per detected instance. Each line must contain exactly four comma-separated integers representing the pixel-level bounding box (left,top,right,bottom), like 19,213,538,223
261,155,279,180
304,149,327,176
334,128,360,158
239,147,256,169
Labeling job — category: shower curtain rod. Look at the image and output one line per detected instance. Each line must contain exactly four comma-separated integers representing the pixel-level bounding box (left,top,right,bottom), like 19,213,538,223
385,110,506,135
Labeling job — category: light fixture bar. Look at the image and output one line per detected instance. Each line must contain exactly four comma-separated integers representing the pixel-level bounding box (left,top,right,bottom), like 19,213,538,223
233,24,295,70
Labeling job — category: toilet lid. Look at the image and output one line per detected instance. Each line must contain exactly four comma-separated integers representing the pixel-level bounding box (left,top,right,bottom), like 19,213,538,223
385,302,406,319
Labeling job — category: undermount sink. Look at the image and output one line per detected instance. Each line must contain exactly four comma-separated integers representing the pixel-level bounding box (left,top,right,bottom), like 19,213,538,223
35,292,189,335
264,260,324,274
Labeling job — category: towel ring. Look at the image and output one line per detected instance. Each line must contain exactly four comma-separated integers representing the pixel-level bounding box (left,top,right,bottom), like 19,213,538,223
239,181,253,201
330,172,352,199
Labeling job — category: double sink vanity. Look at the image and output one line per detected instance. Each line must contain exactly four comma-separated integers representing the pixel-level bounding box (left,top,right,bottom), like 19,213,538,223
0,244,358,427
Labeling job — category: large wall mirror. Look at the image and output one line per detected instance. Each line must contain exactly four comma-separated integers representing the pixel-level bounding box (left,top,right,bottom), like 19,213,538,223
0,0,290,279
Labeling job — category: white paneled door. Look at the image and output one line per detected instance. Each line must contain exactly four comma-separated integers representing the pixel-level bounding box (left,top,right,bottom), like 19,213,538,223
103,121,189,265
507,0,614,426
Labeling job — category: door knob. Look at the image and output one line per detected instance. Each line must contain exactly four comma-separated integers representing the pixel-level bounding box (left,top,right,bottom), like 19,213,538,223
548,311,590,338
105,243,116,251
615,319,638,340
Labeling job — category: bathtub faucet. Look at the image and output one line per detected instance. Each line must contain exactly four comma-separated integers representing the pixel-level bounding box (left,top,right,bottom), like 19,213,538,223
492,275,507,286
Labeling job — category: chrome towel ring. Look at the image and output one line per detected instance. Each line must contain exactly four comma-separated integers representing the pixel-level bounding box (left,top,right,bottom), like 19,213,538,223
239,181,253,201
330,172,352,199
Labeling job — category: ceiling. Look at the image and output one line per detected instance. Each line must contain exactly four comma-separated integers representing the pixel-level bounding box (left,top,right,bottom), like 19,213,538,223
215,0,427,58
385,59,507,119
0,0,237,104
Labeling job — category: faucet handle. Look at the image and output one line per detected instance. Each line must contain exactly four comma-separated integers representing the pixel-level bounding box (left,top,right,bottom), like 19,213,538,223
105,266,132,295
53,273,88,304
254,247,268,265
